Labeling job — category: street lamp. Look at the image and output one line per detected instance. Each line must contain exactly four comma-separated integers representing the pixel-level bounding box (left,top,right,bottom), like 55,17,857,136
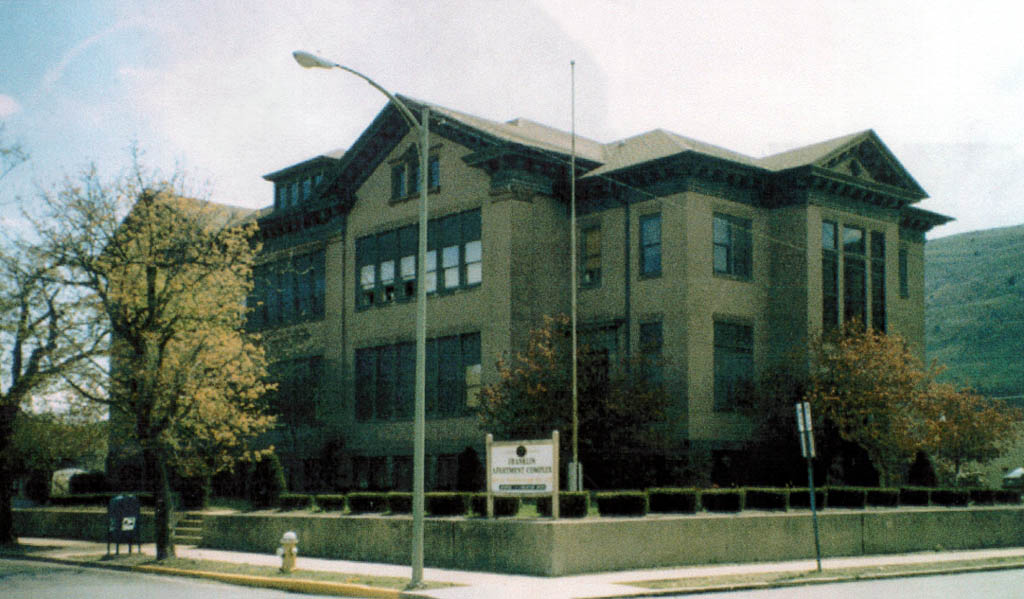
293,50,430,589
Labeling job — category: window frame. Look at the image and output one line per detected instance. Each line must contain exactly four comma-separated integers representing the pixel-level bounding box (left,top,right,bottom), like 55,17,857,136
639,213,662,278
580,225,601,288
713,320,754,412
712,213,752,280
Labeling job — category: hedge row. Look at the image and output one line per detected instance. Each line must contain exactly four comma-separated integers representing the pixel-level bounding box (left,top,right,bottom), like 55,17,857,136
39,486,1022,518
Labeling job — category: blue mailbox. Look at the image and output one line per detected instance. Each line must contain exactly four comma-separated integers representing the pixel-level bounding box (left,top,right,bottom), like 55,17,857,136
107,494,141,555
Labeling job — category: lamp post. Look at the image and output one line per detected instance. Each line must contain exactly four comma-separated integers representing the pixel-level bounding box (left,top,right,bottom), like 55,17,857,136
293,50,429,588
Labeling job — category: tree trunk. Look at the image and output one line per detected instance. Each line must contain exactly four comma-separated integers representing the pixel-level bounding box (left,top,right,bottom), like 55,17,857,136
0,467,14,546
143,445,175,559
0,401,19,545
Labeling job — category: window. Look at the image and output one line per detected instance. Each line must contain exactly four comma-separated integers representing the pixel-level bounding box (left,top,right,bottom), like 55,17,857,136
581,226,601,287
639,321,663,387
714,321,753,412
247,250,326,329
843,226,866,327
392,155,440,199
355,209,481,310
822,221,839,330
356,332,481,421
871,231,886,331
640,214,662,277
391,164,406,199
713,214,752,279
899,247,909,299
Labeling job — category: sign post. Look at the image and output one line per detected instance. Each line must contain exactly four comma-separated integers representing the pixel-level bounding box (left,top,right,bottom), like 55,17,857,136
487,431,559,519
796,401,822,572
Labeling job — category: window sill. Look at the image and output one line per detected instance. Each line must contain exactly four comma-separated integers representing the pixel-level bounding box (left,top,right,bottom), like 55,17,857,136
389,186,441,205
713,271,752,283
639,271,662,280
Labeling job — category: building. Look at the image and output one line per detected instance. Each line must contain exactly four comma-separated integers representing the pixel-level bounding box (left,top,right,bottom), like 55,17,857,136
250,96,951,491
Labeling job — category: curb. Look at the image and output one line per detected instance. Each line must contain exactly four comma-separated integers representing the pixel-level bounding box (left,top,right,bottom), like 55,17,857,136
588,559,1024,598
4,553,421,598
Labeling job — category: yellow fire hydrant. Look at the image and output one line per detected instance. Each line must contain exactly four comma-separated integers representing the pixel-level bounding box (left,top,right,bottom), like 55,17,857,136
278,531,298,573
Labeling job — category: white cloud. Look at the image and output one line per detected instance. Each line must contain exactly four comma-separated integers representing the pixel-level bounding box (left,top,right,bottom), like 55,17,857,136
0,94,20,118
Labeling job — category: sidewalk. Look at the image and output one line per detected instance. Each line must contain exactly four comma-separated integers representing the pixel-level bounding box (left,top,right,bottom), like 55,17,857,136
9,537,1024,599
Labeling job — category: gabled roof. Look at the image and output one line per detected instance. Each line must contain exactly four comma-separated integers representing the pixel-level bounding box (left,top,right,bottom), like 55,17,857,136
280,96,938,219
263,148,346,182
584,129,761,178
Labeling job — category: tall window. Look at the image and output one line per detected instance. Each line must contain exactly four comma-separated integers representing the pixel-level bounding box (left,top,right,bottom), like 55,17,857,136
356,332,480,421
392,156,440,199
714,321,753,412
713,214,752,279
581,226,601,287
843,226,866,326
822,221,839,330
356,209,481,310
639,213,662,277
871,231,886,331
899,247,909,299
639,321,663,387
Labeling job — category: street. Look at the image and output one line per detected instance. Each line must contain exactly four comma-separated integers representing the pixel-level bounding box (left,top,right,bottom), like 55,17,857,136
670,569,1023,598
0,559,347,599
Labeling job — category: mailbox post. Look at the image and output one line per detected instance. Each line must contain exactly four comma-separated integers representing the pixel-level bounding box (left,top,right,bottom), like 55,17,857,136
106,494,142,556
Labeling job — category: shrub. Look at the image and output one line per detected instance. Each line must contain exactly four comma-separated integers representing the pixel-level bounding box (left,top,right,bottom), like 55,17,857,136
278,493,313,511
744,488,789,511
387,492,412,514
250,454,286,509
595,491,648,517
69,471,108,495
647,488,698,514
827,487,867,509
175,476,210,510
426,492,468,516
899,487,931,506
866,488,900,507
469,494,521,517
314,494,347,512
26,470,51,504
347,492,388,513
931,489,969,507
700,489,743,513
788,488,825,509
993,490,1021,505
968,488,996,505
537,492,589,518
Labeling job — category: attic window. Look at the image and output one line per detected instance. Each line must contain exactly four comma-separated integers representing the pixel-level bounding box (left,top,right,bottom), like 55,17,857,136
391,152,440,200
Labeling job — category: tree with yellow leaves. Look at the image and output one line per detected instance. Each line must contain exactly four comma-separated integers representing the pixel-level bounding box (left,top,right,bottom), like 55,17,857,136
36,155,275,559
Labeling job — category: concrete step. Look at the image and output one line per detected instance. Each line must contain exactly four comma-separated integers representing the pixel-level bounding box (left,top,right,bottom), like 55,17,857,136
174,526,202,535
172,535,202,545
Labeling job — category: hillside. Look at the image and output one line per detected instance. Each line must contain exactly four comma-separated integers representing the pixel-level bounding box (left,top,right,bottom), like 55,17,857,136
925,223,1024,398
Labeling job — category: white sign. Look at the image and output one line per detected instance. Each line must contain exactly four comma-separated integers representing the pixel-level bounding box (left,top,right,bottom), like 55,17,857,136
795,402,816,458
121,516,136,531
489,440,555,494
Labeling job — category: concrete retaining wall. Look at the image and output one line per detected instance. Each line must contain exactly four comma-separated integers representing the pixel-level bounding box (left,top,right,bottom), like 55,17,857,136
15,507,1024,575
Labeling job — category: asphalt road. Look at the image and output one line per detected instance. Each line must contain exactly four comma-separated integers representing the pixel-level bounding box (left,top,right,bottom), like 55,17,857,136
0,559,348,599
670,568,1024,598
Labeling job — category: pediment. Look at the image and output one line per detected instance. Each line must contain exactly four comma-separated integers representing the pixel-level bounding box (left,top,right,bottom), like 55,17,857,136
815,133,927,199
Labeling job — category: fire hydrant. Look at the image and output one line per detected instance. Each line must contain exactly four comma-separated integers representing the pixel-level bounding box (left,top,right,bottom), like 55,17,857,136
277,531,298,573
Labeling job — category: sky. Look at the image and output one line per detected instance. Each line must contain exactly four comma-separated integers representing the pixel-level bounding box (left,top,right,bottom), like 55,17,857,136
2,0,1023,239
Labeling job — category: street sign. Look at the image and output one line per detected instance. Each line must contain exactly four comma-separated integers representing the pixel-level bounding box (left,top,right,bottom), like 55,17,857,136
795,401,816,458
